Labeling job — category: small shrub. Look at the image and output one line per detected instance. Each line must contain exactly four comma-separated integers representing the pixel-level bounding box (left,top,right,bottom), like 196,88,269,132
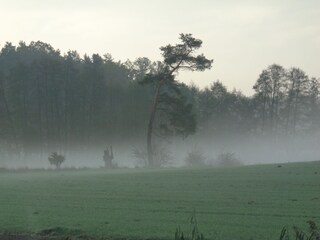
132,145,171,167
48,152,65,169
153,145,172,167
132,147,148,167
185,148,206,167
216,152,242,167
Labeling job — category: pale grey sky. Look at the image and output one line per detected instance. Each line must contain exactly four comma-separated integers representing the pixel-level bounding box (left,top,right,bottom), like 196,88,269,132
0,0,319,95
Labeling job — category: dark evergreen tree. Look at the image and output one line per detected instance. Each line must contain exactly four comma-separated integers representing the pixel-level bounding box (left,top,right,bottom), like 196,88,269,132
140,34,213,166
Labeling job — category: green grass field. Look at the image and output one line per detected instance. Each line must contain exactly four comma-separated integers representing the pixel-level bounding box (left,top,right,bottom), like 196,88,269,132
0,162,319,240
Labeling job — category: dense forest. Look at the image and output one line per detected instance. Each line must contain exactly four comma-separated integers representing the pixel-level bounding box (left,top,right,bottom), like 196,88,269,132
0,41,319,167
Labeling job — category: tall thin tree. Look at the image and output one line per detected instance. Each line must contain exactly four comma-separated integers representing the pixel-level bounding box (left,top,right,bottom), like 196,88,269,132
142,34,213,166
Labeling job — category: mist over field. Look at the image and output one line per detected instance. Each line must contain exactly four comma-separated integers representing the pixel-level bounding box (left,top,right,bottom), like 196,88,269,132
0,40,319,169
1,135,320,169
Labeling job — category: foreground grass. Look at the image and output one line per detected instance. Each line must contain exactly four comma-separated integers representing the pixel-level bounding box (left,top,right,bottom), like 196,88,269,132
0,162,319,240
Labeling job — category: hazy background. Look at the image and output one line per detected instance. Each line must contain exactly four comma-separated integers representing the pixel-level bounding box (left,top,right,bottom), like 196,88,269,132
1,0,319,95
0,1,319,169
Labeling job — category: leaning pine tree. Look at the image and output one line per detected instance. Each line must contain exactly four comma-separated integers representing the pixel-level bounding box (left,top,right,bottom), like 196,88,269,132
141,34,213,166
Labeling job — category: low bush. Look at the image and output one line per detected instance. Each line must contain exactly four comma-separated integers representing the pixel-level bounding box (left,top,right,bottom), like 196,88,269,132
132,145,172,167
185,148,206,166
216,152,242,167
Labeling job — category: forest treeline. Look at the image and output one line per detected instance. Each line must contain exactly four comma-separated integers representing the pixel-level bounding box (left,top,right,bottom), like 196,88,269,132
0,41,319,157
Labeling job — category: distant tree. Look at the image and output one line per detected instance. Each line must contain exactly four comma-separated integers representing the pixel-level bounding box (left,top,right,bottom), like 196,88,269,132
141,34,213,166
284,68,309,134
197,81,254,140
0,41,148,156
253,64,286,135
125,57,154,82
48,152,65,169
307,77,320,131
199,81,230,136
0,71,18,149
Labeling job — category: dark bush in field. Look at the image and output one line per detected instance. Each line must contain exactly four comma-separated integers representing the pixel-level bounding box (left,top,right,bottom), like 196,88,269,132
48,152,65,169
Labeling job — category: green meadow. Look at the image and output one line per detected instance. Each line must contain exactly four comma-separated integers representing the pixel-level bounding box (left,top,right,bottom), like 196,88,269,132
0,162,319,240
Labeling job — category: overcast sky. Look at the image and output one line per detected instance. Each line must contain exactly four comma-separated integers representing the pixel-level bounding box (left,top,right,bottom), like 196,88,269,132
0,0,319,95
